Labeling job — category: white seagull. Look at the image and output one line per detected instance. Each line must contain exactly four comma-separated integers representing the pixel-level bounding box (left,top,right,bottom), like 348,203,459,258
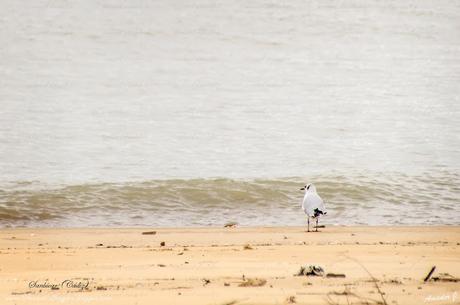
300,183,327,232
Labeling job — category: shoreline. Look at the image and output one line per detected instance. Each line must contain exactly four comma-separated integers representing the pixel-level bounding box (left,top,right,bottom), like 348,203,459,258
2,224,459,230
1,226,459,304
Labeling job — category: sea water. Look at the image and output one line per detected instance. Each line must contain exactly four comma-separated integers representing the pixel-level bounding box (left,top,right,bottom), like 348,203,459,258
0,0,459,227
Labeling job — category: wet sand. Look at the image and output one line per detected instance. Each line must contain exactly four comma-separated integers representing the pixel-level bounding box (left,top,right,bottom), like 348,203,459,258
0,226,459,305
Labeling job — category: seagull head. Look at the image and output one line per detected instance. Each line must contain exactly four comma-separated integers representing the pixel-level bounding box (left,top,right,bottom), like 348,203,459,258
300,183,316,192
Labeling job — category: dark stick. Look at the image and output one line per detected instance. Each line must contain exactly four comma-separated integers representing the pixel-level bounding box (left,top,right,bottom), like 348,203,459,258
424,266,436,282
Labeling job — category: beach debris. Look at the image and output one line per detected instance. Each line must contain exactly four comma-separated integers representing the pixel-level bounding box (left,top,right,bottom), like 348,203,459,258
202,278,211,286
96,286,107,290
326,273,346,278
296,265,325,277
142,231,156,235
238,278,267,287
224,282,230,286
285,296,296,303
157,264,166,267
431,273,460,282
243,244,253,250
96,243,103,247
160,241,165,247
424,266,436,282
178,252,184,255
224,222,238,228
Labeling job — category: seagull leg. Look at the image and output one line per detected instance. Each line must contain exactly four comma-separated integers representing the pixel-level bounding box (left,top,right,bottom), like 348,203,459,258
307,218,310,232
315,218,318,232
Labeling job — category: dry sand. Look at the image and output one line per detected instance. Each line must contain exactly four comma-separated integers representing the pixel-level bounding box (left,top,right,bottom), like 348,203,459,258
0,226,459,305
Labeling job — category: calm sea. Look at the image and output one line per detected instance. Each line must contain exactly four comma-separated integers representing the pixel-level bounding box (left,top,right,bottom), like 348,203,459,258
1,0,459,227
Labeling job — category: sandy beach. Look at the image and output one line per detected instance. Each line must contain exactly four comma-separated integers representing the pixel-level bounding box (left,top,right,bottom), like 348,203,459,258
0,226,459,305
1,1,459,304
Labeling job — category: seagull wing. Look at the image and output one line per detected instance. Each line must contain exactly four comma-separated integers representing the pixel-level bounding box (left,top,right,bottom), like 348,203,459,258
303,192,325,217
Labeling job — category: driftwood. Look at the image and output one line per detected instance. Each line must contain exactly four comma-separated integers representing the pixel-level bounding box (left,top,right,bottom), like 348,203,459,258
326,273,346,278
424,266,436,282
431,273,460,282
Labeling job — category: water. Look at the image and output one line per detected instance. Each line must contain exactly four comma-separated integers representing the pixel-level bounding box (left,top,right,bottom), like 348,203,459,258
1,0,459,227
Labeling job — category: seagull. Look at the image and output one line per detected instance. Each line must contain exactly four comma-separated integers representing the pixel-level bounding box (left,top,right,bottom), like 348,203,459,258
300,183,327,232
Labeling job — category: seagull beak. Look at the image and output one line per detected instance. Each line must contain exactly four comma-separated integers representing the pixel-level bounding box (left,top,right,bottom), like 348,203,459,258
300,187,305,191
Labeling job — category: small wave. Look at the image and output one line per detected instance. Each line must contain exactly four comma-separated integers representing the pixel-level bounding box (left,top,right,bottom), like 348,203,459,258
0,171,459,227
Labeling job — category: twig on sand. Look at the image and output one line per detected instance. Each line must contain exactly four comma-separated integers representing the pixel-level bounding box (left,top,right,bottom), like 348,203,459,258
326,287,380,305
424,266,436,282
326,287,354,305
325,293,340,305
432,273,460,282
142,231,156,235
343,255,388,305
423,266,460,282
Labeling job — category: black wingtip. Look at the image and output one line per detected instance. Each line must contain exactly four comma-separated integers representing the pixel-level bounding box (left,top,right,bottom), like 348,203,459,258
313,208,326,217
